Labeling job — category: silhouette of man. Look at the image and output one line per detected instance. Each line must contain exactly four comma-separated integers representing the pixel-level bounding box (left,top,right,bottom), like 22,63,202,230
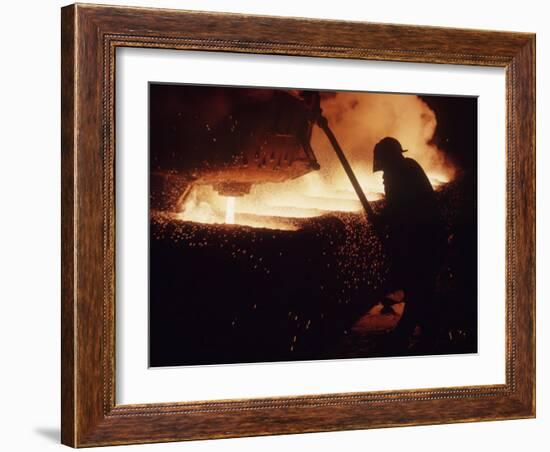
373,137,444,352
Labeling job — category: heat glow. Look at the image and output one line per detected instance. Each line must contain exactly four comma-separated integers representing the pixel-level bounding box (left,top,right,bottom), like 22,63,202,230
224,196,236,224
178,93,453,230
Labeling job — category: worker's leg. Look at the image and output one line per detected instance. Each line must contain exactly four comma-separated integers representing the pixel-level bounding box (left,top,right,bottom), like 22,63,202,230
415,284,438,352
397,282,438,354
392,289,420,340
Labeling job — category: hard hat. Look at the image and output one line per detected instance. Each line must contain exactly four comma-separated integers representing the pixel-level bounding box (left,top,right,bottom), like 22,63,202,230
373,137,407,173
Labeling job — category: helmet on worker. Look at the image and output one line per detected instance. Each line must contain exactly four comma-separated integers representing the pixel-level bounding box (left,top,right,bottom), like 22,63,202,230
373,137,407,173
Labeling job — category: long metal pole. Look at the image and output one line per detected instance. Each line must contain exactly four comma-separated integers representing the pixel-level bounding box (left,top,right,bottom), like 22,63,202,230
317,116,376,223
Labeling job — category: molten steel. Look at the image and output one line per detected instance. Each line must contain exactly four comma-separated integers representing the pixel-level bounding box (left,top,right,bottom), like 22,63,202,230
224,196,236,224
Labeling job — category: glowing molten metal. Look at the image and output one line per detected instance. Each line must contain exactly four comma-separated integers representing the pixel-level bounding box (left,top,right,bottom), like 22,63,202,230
225,196,236,224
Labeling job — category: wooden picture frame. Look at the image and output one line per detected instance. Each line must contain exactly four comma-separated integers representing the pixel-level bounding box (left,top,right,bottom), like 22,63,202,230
61,3,535,447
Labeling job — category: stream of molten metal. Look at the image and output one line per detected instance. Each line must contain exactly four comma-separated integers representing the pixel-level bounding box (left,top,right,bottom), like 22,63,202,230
224,196,236,224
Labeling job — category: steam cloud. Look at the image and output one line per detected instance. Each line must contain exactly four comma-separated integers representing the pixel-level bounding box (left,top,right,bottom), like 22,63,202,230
311,92,453,190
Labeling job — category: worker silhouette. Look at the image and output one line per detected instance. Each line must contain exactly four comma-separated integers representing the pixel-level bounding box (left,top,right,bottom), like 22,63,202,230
373,137,445,352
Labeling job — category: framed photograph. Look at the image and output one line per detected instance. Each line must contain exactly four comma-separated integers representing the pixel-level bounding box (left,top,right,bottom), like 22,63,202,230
61,3,535,447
